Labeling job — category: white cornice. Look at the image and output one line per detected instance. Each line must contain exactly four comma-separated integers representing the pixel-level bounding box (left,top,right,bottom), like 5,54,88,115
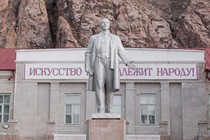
16,48,205,63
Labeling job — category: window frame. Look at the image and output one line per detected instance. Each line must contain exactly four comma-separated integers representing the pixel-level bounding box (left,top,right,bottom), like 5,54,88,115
139,93,156,126
0,93,11,124
64,93,81,125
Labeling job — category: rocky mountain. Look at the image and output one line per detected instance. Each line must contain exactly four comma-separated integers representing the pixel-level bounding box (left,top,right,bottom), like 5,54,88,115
0,0,209,49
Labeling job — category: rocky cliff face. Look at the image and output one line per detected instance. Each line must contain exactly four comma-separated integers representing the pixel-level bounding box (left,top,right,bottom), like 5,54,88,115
0,0,209,49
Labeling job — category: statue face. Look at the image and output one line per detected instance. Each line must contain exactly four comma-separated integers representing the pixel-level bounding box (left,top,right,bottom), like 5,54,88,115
99,18,110,31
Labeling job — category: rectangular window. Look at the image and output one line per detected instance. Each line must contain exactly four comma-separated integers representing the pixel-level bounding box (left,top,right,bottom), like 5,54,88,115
140,93,156,125
65,94,80,124
112,95,121,114
0,94,10,123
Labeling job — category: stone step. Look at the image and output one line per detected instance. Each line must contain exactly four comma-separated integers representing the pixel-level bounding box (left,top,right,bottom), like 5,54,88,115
54,134,160,140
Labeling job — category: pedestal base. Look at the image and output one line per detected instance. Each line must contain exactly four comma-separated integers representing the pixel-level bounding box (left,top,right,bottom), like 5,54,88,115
86,119,126,140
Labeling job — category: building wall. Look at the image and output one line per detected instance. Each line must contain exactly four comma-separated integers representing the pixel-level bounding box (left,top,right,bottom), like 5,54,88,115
170,83,182,140
182,82,206,140
0,71,16,140
36,83,50,139
57,83,86,133
12,48,207,140
206,81,210,124
0,71,14,122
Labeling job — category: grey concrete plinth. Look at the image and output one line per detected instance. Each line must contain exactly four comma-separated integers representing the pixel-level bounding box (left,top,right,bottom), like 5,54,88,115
92,113,121,119
53,134,161,140
54,134,86,140
86,119,126,140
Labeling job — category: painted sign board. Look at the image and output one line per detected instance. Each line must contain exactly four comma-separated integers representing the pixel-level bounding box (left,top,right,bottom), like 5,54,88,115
24,63,197,80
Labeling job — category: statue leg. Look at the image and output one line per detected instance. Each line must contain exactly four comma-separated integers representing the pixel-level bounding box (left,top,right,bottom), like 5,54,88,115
105,61,114,113
94,57,106,113
105,91,114,113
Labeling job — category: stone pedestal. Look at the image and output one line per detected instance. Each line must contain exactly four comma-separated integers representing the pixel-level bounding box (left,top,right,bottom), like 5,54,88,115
86,114,126,140
197,120,208,140
159,121,168,135
159,121,170,140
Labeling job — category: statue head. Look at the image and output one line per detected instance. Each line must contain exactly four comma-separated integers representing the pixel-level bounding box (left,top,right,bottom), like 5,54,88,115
99,18,110,31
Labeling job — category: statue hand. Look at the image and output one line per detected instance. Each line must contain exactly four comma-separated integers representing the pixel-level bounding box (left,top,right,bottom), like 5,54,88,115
85,66,93,76
126,61,136,68
89,71,93,76
85,69,93,76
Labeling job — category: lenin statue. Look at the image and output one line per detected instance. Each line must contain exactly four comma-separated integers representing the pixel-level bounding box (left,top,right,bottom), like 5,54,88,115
85,18,135,113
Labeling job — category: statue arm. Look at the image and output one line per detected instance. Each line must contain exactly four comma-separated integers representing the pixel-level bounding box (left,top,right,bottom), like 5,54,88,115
85,36,94,75
119,51,135,68
117,36,135,68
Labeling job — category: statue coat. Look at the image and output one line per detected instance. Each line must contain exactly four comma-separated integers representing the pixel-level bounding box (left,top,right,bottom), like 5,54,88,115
85,32,130,92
